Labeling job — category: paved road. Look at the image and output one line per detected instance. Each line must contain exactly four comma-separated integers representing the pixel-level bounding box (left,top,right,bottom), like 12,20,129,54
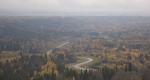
56,42,70,48
46,42,70,55
72,57,93,70
46,42,93,71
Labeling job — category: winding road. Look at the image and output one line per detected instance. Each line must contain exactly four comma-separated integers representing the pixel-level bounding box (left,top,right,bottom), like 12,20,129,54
46,41,94,70
72,57,93,70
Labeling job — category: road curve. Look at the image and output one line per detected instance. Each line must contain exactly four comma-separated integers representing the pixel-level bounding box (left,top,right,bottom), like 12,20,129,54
46,42,93,70
73,57,93,70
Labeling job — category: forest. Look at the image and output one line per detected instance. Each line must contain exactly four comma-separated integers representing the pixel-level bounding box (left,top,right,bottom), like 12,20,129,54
0,16,150,80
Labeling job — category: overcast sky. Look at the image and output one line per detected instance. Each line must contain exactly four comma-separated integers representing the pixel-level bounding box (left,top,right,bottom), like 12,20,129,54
0,0,150,16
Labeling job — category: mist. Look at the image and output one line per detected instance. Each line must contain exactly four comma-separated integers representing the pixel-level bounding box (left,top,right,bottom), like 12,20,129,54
0,0,150,16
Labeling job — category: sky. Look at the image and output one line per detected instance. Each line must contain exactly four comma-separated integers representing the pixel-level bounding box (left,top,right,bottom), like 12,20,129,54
0,0,150,16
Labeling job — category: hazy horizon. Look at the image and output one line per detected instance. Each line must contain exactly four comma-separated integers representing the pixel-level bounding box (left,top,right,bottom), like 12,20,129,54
1,1,150,80
0,0,150,16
